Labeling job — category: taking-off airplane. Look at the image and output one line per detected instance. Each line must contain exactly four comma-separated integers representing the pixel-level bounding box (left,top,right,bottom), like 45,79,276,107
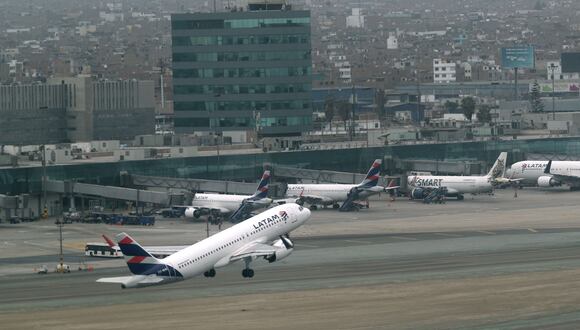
97,203,311,289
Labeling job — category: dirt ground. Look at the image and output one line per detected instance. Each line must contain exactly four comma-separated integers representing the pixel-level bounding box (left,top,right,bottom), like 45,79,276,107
4,268,580,330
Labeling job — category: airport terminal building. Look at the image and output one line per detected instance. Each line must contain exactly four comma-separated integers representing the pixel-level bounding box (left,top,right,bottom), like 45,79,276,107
0,77,155,145
171,4,313,141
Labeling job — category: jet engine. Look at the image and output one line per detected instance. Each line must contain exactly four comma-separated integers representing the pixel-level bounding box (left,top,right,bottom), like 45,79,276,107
537,176,560,187
410,188,428,200
184,207,202,219
265,236,294,263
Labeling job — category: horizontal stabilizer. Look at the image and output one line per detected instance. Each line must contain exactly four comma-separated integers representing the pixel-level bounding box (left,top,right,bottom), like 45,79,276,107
97,275,165,289
97,276,140,284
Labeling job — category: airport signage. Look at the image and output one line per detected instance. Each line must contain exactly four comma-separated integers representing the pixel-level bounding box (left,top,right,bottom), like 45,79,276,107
530,82,580,93
501,46,535,69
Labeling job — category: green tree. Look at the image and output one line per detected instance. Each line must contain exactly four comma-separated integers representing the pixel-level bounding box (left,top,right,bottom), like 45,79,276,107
476,105,492,124
324,96,335,122
444,100,459,113
335,101,352,131
461,97,476,121
530,80,545,113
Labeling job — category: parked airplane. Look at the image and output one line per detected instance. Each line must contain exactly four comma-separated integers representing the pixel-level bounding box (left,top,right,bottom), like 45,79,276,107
407,152,508,200
506,159,580,190
184,170,272,222
284,159,398,211
97,203,311,289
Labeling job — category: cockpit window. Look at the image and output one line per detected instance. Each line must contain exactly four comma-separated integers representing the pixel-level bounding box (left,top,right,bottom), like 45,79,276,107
298,206,304,212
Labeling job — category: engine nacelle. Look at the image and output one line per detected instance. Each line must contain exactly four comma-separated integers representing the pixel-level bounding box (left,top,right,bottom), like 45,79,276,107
265,248,293,263
265,238,294,263
410,188,427,200
537,176,560,187
184,207,201,219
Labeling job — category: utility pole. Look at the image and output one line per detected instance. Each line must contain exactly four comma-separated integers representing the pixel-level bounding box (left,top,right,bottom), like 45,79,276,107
550,63,556,120
350,84,356,141
41,145,48,219
159,58,165,111
416,71,421,125
56,218,65,272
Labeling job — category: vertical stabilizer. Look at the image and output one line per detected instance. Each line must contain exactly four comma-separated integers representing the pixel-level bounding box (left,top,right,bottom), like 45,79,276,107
251,170,270,199
116,233,163,275
486,152,508,179
358,159,382,188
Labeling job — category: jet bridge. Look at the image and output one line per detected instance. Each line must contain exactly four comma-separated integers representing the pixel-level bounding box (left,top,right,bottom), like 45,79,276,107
129,174,286,197
45,180,181,207
274,165,396,186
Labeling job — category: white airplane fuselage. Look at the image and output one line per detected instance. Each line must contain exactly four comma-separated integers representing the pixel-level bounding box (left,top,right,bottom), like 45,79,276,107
507,161,580,186
167,204,308,281
407,175,493,195
286,184,383,204
188,193,272,216
191,193,249,212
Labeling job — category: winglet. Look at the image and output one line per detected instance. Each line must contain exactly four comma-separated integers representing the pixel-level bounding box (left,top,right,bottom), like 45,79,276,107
385,179,400,191
102,234,116,248
358,159,382,188
544,160,552,174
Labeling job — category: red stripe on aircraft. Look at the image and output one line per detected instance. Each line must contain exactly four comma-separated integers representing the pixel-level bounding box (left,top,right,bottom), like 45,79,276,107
119,236,133,245
128,256,146,263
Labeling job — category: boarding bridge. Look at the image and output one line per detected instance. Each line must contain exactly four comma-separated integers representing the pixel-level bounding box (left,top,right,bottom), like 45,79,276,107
129,174,286,198
45,180,180,206
396,159,485,176
274,165,389,185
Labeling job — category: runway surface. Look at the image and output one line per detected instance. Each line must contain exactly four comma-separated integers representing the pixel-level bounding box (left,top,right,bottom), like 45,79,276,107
4,228,580,329
3,189,580,329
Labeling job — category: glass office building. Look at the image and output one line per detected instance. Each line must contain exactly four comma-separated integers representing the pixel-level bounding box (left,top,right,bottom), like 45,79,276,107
171,9,312,138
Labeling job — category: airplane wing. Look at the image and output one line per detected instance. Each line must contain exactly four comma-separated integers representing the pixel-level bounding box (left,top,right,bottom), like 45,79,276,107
229,242,278,261
547,173,580,185
446,188,459,195
192,206,232,214
297,194,334,205
543,160,580,185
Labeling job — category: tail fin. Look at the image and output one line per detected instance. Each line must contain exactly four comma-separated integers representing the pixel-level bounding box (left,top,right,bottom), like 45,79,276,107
358,159,382,188
102,234,116,248
544,160,552,174
252,170,270,199
486,152,507,179
116,232,162,275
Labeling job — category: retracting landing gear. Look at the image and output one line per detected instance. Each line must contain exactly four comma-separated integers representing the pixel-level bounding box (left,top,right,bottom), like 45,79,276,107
203,268,216,278
241,257,255,278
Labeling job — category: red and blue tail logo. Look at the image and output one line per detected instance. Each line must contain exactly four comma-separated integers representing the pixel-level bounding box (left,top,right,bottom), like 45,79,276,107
358,159,382,188
253,170,270,199
117,233,182,278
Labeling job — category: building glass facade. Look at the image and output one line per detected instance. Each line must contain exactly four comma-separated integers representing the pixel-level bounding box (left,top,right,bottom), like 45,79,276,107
171,10,312,137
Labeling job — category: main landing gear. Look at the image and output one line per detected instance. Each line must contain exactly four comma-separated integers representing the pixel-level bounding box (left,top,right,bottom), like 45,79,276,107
242,257,255,278
203,268,216,278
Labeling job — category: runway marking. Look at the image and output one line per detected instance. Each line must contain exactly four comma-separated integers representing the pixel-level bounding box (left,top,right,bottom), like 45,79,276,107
434,233,462,237
476,230,496,235
297,243,319,248
390,236,418,241
344,240,374,244
527,228,539,233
